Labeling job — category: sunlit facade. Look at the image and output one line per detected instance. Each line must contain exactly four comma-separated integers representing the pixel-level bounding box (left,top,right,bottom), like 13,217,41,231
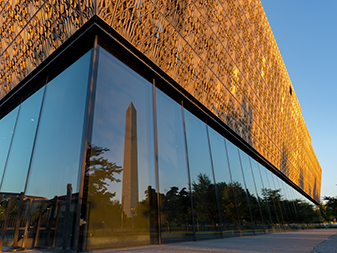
0,0,321,251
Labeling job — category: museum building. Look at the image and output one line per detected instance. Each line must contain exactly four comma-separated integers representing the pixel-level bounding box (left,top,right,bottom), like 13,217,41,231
0,0,322,251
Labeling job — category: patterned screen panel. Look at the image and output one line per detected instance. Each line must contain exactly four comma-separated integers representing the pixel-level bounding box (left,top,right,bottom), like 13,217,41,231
0,0,321,202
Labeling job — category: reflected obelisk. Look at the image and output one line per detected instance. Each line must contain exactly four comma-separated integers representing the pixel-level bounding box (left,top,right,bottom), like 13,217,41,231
122,102,138,218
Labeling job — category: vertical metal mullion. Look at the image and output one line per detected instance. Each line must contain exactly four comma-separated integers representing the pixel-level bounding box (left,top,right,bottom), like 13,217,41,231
181,103,196,241
152,78,161,244
73,37,100,252
0,100,22,190
205,124,223,238
237,149,255,234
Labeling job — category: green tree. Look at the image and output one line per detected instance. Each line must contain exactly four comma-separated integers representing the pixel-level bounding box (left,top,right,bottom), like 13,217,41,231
323,196,337,222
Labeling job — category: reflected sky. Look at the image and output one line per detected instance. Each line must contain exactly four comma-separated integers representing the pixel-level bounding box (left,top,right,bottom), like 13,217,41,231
1,88,44,193
156,88,189,194
239,150,257,198
25,50,92,199
207,127,231,185
0,107,19,184
90,47,156,203
183,109,213,183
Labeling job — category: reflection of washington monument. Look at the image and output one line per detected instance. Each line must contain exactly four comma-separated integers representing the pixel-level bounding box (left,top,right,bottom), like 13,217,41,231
122,102,138,217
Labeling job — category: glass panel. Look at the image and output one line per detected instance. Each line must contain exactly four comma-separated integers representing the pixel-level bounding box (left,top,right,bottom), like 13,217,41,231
24,50,92,248
156,89,193,243
85,47,157,250
239,150,265,233
291,188,319,225
274,177,290,227
184,110,221,240
279,179,297,227
268,171,286,227
1,88,44,193
0,107,19,185
225,140,254,234
264,168,284,228
258,163,280,230
250,159,273,229
26,50,92,198
289,187,303,225
207,127,238,237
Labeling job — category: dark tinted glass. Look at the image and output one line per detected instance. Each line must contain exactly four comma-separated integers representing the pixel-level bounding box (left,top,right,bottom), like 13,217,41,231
184,109,221,240
207,127,238,236
156,89,193,242
225,140,253,234
25,49,92,199
85,47,157,249
0,107,19,185
1,88,44,193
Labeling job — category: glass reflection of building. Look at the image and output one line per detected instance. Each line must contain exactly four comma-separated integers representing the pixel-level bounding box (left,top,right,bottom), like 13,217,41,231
0,1,322,252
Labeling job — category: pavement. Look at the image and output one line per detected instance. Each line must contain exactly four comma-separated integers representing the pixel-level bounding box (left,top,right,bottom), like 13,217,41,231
21,228,337,253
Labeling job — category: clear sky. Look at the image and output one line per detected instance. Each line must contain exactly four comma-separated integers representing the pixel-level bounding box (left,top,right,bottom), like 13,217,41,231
260,0,337,200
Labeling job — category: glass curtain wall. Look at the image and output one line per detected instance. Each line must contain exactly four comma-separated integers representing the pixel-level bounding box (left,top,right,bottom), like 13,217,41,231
0,43,320,251
0,49,93,250
85,47,157,250
207,127,239,237
81,46,320,249
225,140,254,235
258,164,282,230
250,158,273,231
156,89,193,243
238,150,265,233
183,110,221,240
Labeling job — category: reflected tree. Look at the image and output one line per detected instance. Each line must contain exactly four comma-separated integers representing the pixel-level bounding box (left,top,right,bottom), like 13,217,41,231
86,144,123,231
262,188,282,224
219,182,238,226
160,186,191,233
192,174,218,232
295,199,321,223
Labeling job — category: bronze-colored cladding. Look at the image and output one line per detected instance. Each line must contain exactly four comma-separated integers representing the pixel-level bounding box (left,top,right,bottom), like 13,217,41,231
0,0,321,202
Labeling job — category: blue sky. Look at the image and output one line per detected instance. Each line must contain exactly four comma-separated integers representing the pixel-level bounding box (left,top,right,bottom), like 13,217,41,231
260,0,337,200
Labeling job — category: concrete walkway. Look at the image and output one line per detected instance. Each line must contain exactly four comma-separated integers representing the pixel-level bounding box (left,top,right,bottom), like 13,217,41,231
23,228,337,253
93,229,337,253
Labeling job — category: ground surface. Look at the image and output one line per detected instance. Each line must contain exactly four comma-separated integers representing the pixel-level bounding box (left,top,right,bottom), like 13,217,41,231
24,228,337,253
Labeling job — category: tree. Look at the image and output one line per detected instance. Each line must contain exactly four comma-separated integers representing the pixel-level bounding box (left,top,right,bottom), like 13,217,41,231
322,196,337,222
319,202,331,223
